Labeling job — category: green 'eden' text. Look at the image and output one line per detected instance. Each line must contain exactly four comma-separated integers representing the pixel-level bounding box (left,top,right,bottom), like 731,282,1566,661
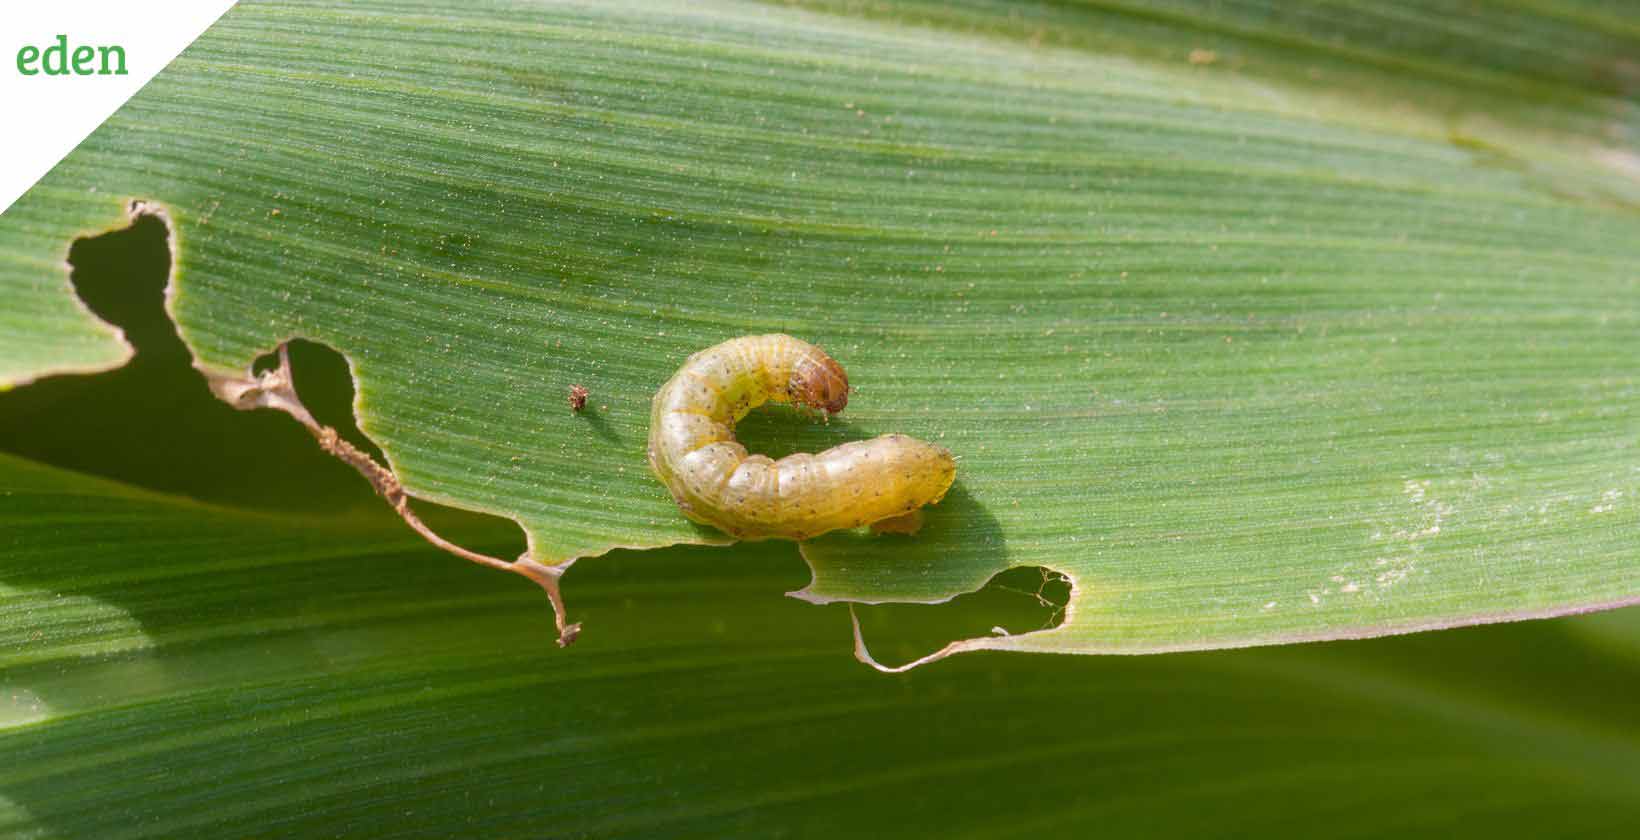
16,35,127,76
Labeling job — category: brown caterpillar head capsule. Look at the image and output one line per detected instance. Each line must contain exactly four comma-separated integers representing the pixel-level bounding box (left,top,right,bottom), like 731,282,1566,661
790,353,850,414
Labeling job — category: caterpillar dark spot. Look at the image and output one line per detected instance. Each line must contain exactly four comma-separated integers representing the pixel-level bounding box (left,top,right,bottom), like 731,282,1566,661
647,335,956,540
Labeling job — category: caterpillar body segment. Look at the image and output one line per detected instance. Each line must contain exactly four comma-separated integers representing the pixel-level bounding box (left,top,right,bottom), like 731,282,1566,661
647,335,956,540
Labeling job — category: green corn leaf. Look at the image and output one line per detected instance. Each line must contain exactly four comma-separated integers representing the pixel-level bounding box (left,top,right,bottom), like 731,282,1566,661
2,0,1637,658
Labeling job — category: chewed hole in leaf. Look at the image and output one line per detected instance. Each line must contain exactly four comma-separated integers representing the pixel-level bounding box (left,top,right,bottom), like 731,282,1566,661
245,337,529,561
67,213,173,356
0,207,529,594
848,565,1072,668
0,211,365,511
251,339,385,467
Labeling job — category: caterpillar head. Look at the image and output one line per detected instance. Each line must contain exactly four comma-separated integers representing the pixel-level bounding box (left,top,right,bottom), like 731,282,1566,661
790,352,850,415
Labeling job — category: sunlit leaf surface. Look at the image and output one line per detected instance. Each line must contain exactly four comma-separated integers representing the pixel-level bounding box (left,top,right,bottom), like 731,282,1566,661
2,0,1637,655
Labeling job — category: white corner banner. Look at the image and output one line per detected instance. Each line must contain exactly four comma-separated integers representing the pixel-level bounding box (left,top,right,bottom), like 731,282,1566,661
0,1,238,214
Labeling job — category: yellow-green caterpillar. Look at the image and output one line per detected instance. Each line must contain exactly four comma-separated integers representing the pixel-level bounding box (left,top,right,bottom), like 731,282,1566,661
647,335,956,540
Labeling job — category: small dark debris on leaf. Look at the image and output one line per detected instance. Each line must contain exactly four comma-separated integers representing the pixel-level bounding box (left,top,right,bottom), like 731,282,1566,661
568,384,590,412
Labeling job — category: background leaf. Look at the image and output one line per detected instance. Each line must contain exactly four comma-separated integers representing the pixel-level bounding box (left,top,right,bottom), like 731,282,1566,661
2,0,1638,658
5,452,1640,837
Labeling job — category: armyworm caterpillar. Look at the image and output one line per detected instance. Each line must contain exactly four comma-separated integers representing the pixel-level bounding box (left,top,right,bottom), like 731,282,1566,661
647,335,956,540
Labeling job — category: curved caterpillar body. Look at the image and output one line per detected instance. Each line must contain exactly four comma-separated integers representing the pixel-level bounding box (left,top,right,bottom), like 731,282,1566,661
647,335,956,540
